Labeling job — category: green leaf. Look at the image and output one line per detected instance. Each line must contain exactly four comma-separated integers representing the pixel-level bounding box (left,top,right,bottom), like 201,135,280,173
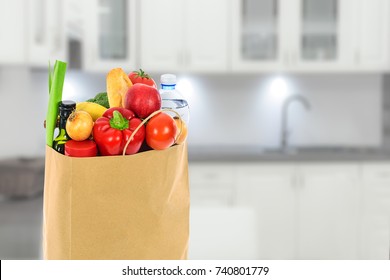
46,60,67,147
48,61,51,93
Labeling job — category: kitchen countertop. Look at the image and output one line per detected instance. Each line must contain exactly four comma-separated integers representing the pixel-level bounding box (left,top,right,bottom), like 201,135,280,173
188,145,390,162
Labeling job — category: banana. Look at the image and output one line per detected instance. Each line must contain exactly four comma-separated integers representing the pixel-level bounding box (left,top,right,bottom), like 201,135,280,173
76,102,107,121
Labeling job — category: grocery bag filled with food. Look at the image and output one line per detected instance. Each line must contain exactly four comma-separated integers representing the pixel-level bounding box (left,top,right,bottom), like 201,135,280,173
43,60,190,260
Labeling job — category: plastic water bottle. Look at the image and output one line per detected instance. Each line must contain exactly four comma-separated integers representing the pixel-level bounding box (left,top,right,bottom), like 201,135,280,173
159,74,190,124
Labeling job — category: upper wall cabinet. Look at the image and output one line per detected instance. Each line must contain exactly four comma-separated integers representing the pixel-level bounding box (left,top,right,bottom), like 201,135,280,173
0,0,67,67
231,0,285,71
290,0,355,71
140,0,229,72
0,0,27,65
83,0,137,72
231,0,390,72
27,0,67,67
355,0,390,70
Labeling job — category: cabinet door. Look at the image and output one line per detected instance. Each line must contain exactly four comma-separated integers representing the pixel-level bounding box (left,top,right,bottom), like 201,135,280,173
361,164,390,260
231,0,286,71
140,0,184,72
189,163,237,207
356,0,390,70
83,0,136,72
291,0,355,71
236,164,296,259
0,0,26,64
185,0,228,72
27,0,67,67
189,163,259,259
298,164,360,259
189,206,259,259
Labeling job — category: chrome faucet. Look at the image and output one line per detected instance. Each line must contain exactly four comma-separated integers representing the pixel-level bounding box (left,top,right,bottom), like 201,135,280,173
281,95,311,151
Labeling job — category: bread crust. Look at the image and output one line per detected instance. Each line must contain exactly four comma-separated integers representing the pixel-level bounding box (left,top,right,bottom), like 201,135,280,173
106,68,133,108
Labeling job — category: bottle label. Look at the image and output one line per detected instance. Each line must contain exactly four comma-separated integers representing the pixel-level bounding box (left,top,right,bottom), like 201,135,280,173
162,99,188,109
161,84,176,90
53,129,68,151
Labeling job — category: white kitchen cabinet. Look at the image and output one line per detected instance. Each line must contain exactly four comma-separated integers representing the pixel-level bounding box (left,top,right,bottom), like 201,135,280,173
0,0,67,67
231,0,285,71
185,0,229,72
355,0,390,70
290,0,356,71
140,0,229,72
27,0,67,67
236,164,296,259
189,163,237,206
188,163,259,259
0,0,27,64
139,0,182,72
361,163,390,260
236,162,360,259
83,0,137,72
297,164,360,259
231,0,355,71
231,0,389,72
189,206,259,259
190,161,390,259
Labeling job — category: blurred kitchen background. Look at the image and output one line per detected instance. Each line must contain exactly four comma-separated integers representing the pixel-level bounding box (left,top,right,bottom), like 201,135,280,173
1,0,390,260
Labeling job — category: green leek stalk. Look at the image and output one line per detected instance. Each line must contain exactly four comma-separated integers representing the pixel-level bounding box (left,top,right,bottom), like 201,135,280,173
46,60,67,147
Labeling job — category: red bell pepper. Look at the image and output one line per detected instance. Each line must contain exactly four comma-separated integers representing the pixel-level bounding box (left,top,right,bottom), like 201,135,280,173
93,107,145,156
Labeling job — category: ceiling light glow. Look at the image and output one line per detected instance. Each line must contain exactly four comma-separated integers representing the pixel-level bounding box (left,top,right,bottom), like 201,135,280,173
269,77,289,98
176,78,194,98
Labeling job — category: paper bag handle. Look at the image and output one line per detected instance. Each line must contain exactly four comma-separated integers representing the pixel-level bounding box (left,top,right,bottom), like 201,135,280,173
123,108,184,156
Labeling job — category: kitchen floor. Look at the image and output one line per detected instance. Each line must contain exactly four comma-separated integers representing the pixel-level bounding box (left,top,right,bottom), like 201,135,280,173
0,194,43,259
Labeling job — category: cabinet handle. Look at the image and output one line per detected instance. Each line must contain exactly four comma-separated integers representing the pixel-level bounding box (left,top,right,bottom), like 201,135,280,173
285,52,294,66
178,51,184,66
284,52,289,65
186,50,191,66
91,48,97,64
34,0,46,44
291,174,298,188
52,1,63,54
182,51,186,66
292,175,296,188
292,174,305,189
377,172,390,178
53,33,62,53
355,50,360,64
292,52,298,65
300,175,305,188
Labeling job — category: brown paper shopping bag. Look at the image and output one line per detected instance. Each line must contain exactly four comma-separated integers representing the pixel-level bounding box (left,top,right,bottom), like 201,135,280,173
43,143,190,260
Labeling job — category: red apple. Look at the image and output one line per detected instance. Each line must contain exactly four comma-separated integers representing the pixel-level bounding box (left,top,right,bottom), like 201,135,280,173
124,83,161,119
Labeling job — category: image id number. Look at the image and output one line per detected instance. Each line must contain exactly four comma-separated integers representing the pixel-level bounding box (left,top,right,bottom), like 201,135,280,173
215,266,269,276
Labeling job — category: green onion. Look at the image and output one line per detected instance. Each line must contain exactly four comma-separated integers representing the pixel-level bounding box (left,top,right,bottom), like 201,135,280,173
48,61,53,93
46,60,67,147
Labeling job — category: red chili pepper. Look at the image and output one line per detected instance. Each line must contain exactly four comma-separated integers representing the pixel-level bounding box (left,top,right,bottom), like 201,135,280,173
93,107,145,156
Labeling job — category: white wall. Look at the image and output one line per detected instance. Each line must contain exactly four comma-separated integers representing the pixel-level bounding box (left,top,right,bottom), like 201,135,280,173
0,67,45,159
288,75,382,147
0,69,383,159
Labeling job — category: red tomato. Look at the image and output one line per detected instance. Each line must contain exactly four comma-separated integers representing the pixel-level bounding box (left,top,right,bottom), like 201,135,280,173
146,113,177,150
128,69,157,88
